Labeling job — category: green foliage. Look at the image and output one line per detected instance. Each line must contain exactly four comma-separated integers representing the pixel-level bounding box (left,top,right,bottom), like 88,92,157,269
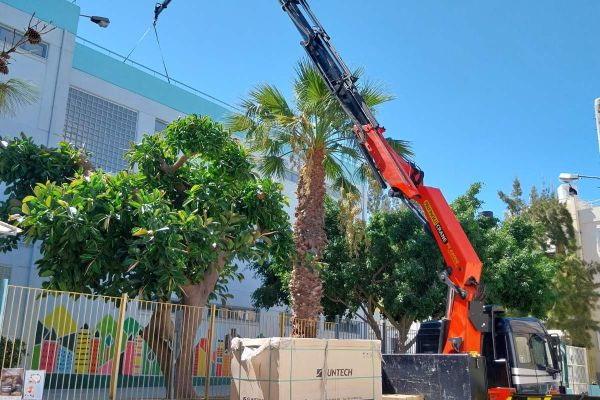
252,182,560,341
0,134,83,252
481,217,559,317
0,337,26,368
547,253,600,346
454,183,559,318
0,79,38,116
249,260,290,309
228,59,404,193
321,183,558,338
499,178,600,346
10,115,292,302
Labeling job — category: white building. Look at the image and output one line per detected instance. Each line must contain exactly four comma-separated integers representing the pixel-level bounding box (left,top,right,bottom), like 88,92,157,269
0,0,360,309
558,183,600,381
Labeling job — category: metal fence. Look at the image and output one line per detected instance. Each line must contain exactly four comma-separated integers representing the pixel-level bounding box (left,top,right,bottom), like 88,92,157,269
564,345,590,394
0,283,416,400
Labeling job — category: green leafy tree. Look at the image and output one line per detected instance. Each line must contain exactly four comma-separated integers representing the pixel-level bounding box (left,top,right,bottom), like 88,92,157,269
0,134,85,252
499,179,600,346
482,216,559,317
228,60,410,337
322,198,445,350
453,184,559,318
251,183,558,350
321,183,557,351
10,116,292,399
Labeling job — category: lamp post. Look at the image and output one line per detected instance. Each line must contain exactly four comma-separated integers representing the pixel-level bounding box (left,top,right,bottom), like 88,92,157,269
559,173,600,184
80,15,110,28
558,172,600,198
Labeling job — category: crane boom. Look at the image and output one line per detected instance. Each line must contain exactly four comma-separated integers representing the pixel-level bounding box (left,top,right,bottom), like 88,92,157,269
280,0,484,354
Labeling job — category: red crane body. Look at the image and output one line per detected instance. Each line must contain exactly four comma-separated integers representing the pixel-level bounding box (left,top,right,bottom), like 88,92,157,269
362,124,483,353
281,0,485,355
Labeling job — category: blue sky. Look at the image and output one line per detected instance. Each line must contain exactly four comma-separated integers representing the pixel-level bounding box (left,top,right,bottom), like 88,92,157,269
75,0,600,216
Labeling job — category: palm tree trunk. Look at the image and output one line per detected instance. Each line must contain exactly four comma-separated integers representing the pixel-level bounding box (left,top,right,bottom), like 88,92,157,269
289,147,326,338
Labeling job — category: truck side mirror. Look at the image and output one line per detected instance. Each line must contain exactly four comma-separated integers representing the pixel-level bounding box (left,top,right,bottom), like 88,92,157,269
548,334,562,371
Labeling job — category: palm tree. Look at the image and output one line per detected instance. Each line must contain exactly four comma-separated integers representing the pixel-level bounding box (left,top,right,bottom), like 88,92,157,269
0,79,37,116
229,60,411,337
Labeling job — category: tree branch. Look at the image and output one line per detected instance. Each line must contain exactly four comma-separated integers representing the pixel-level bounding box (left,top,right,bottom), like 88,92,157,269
160,155,190,175
78,153,95,176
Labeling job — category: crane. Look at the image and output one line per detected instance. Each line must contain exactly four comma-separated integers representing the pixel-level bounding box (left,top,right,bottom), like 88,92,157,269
280,0,484,355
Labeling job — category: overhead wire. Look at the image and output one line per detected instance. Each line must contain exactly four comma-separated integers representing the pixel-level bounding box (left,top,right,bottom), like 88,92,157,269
153,23,171,83
118,0,243,112
122,0,172,66
123,22,153,63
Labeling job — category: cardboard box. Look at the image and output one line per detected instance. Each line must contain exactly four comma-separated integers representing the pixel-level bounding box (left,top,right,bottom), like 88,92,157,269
230,337,382,400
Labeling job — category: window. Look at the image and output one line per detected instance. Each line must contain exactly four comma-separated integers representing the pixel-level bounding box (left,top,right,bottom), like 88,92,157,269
285,170,299,183
530,335,549,370
515,335,532,365
0,266,10,281
155,119,168,133
215,306,259,322
64,87,138,172
0,25,48,58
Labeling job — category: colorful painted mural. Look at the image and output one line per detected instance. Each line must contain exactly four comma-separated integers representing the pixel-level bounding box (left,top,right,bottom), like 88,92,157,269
29,304,236,384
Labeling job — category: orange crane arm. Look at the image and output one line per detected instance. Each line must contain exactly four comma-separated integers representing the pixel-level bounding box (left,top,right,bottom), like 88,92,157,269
281,0,483,354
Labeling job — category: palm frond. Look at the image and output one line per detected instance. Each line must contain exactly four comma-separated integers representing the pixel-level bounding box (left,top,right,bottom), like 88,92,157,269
331,174,360,196
294,60,333,113
359,80,394,108
329,142,361,161
226,113,255,133
0,79,38,116
258,155,287,180
250,84,294,119
355,163,371,182
324,152,359,194
385,137,414,158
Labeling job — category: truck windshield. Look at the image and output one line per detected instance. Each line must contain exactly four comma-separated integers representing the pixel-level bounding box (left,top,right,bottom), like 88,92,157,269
515,336,532,365
515,334,553,371
530,335,550,370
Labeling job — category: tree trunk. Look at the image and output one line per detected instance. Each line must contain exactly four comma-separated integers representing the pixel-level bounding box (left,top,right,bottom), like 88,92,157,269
141,265,221,399
390,316,416,353
174,269,219,400
289,147,327,338
141,302,175,397
364,314,382,341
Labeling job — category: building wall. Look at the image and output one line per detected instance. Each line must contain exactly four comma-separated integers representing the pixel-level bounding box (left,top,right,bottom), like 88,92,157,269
0,2,76,146
558,183,600,380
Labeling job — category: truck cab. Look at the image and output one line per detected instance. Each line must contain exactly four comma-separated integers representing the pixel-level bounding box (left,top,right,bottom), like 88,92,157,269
416,305,562,396
483,316,562,395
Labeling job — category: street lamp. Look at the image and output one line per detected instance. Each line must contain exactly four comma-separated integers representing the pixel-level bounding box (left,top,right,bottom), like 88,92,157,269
559,173,600,183
80,14,110,28
558,172,600,197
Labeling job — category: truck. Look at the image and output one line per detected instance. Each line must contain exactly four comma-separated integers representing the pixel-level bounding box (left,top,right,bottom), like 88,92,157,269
278,1,594,398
